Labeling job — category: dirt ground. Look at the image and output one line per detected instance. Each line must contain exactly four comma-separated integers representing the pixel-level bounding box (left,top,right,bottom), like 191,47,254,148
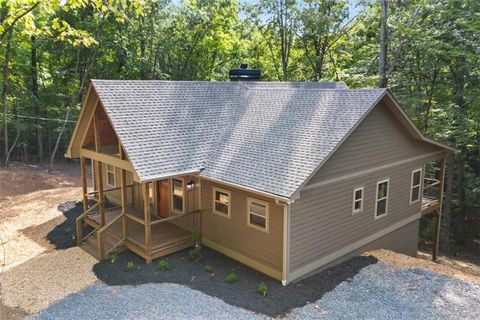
0,161,98,318
0,162,479,319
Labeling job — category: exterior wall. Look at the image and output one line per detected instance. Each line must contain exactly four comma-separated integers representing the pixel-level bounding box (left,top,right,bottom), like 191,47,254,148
307,101,439,185
200,178,284,280
289,103,441,281
293,220,419,281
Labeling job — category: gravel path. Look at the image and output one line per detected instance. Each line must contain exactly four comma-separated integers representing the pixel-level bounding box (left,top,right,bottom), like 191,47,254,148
289,262,480,320
33,262,480,320
33,283,265,320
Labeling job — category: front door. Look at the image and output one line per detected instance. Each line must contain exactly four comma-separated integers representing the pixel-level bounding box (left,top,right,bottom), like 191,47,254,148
157,179,170,218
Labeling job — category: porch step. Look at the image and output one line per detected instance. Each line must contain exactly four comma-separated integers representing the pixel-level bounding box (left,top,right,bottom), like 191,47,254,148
79,241,100,260
81,231,124,260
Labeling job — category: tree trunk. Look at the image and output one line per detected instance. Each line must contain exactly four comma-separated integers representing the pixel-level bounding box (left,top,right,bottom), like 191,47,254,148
379,0,388,88
2,28,13,167
443,154,454,243
139,16,147,80
31,35,43,162
48,107,70,173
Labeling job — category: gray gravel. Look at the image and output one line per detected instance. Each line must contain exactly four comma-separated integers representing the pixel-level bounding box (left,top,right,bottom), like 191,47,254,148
32,283,265,320
289,262,480,320
33,262,480,320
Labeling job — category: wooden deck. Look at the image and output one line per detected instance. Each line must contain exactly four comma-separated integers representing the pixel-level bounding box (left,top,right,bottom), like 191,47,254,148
421,196,440,215
84,206,195,262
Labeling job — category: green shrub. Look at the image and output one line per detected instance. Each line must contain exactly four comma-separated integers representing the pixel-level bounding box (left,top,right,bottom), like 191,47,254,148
225,273,237,284
127,261,136,270
257,282,268,296
110,254,119,264
158,260,170,272
189,247,202,262
204,265,214,274
192,230,201,244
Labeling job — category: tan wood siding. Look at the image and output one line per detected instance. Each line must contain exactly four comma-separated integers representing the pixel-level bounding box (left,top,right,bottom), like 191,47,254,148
306,102,438,185
290,103,441,276
200,179,284,275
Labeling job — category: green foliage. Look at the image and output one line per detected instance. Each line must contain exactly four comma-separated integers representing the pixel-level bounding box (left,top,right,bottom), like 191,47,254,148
256,281,268,296
126,261,136,270
158,260,170,272
110,254,119,264
192,230,201,244
0,0,478,256
204,265,214,274
189,247,202,263
225,273,237,283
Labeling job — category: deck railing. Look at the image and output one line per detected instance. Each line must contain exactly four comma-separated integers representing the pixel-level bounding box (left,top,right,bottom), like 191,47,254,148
124,209,201,254
421,177,441,215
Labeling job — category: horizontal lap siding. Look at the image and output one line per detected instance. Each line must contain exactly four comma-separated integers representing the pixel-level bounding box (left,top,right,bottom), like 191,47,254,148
290,103,437,274
307,102,438,184
200,179,283,272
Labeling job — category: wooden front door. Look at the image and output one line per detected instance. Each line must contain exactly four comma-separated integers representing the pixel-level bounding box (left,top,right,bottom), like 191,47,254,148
157,179,170,218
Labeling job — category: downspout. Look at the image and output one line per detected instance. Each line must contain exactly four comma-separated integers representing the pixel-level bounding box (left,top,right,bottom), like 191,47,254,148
276,199,291,286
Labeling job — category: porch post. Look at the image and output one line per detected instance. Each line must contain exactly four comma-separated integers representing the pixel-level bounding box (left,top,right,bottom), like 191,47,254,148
80,156,88,213
96,160,105,226
432,156,446,261
143,182,152,261
93,108,105,226
120,145,127,240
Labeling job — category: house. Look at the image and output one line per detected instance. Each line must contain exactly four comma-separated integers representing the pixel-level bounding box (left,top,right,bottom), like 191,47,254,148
65,78,455,285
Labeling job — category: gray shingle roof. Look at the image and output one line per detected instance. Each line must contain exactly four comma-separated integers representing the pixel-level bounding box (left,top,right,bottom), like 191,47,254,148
92,80,386,199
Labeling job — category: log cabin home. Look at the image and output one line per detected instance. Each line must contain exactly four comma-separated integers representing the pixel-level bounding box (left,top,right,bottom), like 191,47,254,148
65,78,455,285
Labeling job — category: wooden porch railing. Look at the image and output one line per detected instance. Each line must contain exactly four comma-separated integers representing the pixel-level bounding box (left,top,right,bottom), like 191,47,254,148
124,209,201,258
76,199,104,246
97,214,124,258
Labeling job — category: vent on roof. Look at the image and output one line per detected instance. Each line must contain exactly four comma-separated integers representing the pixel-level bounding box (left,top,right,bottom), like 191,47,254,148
229,64,261,81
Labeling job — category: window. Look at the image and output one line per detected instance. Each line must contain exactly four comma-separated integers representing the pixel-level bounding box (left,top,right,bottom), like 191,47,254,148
375,179,389,218
213,187,231,217
171,178,185,213
247,198,269,232
410,169,422,204
352,187,364,214
106,164,116,187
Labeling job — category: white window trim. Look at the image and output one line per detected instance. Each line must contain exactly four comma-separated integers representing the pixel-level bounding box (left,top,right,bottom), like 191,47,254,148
106,164,116,187
375,179,389,219
212,186,231,218
246,197,269,233
410,168,423,205
352,186,364,214
170,177,186,214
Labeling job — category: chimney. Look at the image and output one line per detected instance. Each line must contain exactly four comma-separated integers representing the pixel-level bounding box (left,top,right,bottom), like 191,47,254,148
229,64,261,81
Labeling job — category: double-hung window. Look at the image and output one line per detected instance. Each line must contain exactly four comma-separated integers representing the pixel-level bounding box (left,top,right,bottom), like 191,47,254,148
106,164,116,187
352,187,364,214
375,179,389,218
171,178,185,213
213,187,231,217
247,198,269,232
410,169,422,204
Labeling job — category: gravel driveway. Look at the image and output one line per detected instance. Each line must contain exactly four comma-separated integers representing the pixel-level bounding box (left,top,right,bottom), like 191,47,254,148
33,262,480,320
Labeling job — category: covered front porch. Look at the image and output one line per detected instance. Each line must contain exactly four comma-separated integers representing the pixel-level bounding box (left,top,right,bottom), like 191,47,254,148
75,153,201,262
69,94,201,262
